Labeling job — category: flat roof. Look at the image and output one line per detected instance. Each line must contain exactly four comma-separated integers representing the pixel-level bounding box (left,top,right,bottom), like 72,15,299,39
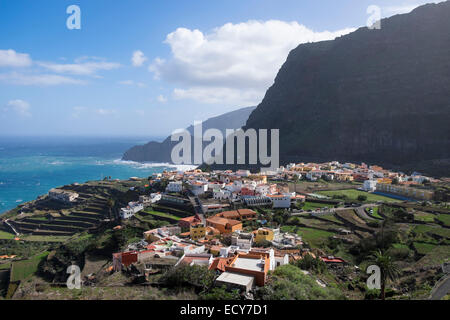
216,272,255,287
232,257,264,272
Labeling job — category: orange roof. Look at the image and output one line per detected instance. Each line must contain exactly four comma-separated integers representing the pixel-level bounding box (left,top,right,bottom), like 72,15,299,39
207,216,241,227
209,257,233,272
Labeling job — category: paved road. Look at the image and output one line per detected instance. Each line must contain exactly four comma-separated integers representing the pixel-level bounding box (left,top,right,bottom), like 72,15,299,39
430,276,450,300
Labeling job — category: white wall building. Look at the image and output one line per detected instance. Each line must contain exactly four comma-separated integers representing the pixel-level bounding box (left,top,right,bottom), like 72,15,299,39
166,181,183,193
120,202,144,219
268,194,291,209
363,180,378,192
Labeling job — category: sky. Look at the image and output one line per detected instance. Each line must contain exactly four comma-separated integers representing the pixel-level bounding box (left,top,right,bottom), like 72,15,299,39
0,0,442,137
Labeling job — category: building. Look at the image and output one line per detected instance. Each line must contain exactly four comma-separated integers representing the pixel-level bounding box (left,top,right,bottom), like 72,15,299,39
175,253,213,267
120,202,144,219
363,180,377,192
48,189,79,203
267,194,291,209
206,216,243,234
216,250,273,292
189,181,208,196
242,196,272,207
376,183,434,201
178,214,203,230
166,181,183,193
190,223,206,241
143,226,181,242
215,209,257,221
254,228,275,244
231,232,254,250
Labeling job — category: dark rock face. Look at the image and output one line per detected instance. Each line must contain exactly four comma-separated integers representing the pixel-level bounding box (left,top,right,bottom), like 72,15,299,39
243,2,450,177
122,106,255,163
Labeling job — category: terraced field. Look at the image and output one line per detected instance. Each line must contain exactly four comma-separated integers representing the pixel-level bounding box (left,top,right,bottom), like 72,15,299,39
6,187,114,238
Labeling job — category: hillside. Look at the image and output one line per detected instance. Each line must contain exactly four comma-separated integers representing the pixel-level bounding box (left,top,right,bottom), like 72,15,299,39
241,2,450,177
122,106,255,163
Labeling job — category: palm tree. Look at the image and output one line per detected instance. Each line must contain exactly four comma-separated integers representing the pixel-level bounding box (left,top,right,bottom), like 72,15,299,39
370,250,399,300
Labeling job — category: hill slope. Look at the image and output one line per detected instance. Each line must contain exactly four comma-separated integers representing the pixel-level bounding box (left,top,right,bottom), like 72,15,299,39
243,2,450,176
122,106,255,163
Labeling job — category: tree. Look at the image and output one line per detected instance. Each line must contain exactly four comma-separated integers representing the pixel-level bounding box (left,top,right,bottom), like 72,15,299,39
369,250,399,300
357,195,368,202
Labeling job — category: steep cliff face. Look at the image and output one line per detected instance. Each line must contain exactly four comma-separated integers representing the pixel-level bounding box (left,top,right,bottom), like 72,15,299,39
244,2,450,176
122,106,255,163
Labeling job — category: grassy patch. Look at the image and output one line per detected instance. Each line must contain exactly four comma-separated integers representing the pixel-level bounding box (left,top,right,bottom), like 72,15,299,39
367,207,383,219
296,227,335,247
143,210,181,221
10,251,49,282
0,231,15,240
317,189,400,203
413,242,436,255
414,212,436,223
301,201,332,211
19,235,72,242
436,214,450,227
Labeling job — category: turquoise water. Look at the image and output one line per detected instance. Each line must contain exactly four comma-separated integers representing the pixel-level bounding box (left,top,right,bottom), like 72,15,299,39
0,136,187,215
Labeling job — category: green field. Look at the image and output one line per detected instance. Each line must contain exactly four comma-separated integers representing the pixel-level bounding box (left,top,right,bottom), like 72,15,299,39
0,262,12,270
19,235,72,242
141,210,181,221
301,201,332,211
436,214,450,227
0,231,15,240
295,227,335,247
317,189,400,203
414,212,436,223
413,242,437,255
10,251,49,282
367,207,383,219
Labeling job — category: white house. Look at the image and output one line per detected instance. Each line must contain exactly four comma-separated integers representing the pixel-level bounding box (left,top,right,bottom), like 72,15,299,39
120,202,144,219
189,181,208,196
166,181,183,193
49,189,79,203
268,194,291,209
363,180,377,192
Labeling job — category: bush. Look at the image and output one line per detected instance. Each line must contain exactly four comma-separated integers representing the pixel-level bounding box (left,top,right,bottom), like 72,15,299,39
199,285,241,300
358,195,368,202
258,264,344,300
295,254,327,274
160,265,216,291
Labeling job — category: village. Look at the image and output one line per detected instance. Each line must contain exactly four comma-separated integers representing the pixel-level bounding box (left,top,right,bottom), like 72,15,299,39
1,160,448,300
108,161,447,296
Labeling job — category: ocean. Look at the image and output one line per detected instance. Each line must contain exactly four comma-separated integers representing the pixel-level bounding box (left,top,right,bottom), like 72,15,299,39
0,136,194,215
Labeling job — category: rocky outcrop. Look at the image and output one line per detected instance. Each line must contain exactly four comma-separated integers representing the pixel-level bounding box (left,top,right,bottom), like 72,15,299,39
242,2,450,177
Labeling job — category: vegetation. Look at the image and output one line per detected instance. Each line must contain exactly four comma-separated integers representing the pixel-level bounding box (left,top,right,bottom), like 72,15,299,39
369,250,399,300
257,264,344,300
317,189,400,203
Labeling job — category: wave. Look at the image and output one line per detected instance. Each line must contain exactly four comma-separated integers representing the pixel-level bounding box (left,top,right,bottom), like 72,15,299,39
15,199,23,203
49,160,66,166
111,159,198,172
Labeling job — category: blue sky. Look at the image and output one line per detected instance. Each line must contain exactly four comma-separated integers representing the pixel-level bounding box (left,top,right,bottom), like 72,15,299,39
0,0,440,137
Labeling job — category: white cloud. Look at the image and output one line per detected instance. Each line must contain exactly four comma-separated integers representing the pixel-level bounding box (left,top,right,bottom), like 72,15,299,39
39,58,120,76
157,94,168,103
0,49,32,67
132,50,147,67
118,80,146,87
149,20,355,105
0,72,85,86
95,108,117,116
6,99,31,117
173,87,261,106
